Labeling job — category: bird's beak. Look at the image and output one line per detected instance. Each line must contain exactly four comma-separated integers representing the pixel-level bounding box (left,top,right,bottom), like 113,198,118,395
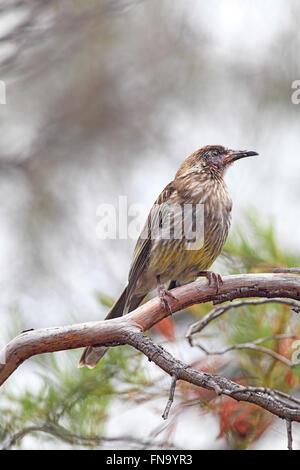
224,150,259,164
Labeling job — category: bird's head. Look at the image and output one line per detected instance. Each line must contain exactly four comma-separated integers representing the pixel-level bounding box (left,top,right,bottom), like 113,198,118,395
176,145,259,179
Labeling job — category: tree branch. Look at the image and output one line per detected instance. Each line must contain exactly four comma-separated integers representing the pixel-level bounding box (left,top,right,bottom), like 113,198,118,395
162,375,177,420
3,422,174,450
124,331,300,421
186,298,300,344
192,334,297,368
1,272,300,427
286,419,293,451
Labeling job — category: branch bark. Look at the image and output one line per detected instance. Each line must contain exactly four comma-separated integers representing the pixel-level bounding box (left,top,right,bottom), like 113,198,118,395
1,272,300,429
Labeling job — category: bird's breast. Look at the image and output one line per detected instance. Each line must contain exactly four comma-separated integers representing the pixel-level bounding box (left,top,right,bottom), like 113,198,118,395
148,184,232,281
135,175,232,293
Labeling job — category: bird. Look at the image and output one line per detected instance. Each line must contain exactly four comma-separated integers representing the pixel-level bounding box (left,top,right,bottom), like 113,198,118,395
79,145,258,368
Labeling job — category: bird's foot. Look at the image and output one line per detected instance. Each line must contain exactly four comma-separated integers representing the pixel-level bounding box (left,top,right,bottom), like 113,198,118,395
197,270,223,292
157,275,177,314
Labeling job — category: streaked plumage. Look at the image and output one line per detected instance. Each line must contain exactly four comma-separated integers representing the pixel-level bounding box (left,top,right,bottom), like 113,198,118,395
79,145,258,368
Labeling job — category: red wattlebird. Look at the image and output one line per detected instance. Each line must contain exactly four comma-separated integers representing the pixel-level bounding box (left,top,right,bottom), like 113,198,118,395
79,145,258,368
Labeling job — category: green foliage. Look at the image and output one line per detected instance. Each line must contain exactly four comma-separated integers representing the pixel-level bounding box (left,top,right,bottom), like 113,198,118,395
0,346,146,449
223,210,300,272
95,292,115,309
217,214,300,390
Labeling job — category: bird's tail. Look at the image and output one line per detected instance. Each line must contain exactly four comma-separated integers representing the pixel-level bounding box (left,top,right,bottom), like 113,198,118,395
78,286,145,369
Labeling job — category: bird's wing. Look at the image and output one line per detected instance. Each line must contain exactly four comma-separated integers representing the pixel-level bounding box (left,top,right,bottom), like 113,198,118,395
126,182,176,299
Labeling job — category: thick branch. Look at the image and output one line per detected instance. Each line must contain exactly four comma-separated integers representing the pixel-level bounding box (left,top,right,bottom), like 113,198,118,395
1,272,300,429
1,273,300,387
125,331,300,423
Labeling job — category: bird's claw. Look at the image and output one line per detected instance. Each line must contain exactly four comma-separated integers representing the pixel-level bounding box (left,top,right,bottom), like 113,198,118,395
158,287,177,314
197,271,223,293
157,276,178,314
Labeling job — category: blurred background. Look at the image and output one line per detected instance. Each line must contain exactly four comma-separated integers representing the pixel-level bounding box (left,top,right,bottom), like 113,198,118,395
0,0,300,450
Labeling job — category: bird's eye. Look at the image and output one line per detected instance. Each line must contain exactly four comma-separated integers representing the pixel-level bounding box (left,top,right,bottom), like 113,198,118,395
212,150,219,157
